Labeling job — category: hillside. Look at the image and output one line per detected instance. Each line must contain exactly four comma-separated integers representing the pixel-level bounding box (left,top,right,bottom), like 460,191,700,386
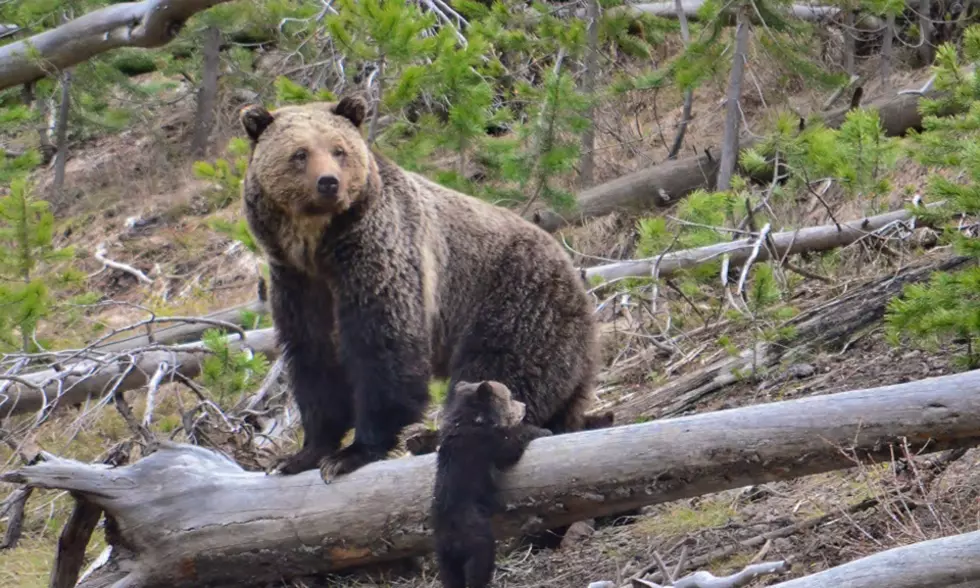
2,1,980,587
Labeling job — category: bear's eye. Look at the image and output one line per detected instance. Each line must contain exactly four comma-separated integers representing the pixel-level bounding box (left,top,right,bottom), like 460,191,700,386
332,146,346,158
291,148,308,164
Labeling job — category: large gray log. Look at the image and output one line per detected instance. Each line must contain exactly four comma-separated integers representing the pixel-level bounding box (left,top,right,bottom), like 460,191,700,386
0,0,237,91
94,299,267,353
6,367,980,587
583,203,938,282
0,328,278,419
771,528,980,588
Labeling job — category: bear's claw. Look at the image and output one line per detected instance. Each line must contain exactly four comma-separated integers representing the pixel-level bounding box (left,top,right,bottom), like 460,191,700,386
318,443,384,483
268,447,323,476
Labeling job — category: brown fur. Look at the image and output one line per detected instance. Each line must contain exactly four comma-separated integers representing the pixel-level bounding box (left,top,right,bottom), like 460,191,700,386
239,97,599,481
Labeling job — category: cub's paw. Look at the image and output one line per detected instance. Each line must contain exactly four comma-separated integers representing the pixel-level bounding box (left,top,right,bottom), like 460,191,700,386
318,443,385,483
267,447,322,476
405,429,440,456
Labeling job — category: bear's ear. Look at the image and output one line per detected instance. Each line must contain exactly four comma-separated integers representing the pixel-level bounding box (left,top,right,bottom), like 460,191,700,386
333,96,368,128
240,104,275,142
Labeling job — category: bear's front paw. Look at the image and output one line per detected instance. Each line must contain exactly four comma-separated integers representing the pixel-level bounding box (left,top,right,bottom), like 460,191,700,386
318,443,385,483
268,447,322,476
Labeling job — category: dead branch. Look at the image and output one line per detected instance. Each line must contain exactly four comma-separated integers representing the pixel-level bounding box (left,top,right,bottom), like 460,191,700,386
0,0,238,91
0,328,278,419
632,560,790,587
94,298,266,353
5,369,980,587
770,528,980,587
93,243,152,285
584,203,940,283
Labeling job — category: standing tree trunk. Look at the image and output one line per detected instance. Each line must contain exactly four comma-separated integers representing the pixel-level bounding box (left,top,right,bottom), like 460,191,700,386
919,0,933,65
668,0,695,160
367,57,386,145
52,68,72,195
716,4,750,192
191,26,221,158
843,9,856,74
881,11,895,90
578,0,600,187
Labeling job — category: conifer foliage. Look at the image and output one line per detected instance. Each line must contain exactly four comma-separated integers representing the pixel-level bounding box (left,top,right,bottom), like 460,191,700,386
885,26,980,368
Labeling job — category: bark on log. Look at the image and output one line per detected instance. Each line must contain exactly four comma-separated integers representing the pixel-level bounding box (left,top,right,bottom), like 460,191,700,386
583,203,939,282
539,87,937,233
770,528,980,588
0,0,236,91
6,368,980,587
0,327,277,420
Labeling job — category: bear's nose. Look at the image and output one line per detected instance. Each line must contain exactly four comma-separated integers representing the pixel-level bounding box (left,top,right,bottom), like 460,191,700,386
316,175,340,199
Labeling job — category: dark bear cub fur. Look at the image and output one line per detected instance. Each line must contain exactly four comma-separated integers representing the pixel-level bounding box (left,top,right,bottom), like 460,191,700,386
432,380,552,588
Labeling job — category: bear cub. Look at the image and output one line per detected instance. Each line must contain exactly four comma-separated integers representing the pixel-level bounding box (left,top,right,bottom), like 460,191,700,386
432,380,552,588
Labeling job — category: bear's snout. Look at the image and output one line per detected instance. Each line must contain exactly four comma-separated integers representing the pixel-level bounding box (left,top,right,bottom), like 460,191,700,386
317,175,340,199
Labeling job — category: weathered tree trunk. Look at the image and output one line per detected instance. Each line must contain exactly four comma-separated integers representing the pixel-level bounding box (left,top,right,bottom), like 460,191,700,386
535,86,942,233
0,0,235,91
613,254,973,418
583,203,940,282
94,298,267,353
668,0,695,160
190,26,221,158
770,528,980,588
624,1,856,24
7,368,980,587
52,68,72,194
881,12,895,90
0,328,278,419
716,5,751,192
578,0,600,188
918,0,933,66
843,9,856,74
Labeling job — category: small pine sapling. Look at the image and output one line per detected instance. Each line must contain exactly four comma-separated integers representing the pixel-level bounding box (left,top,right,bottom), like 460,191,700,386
885,26,980,369
0,167,76,352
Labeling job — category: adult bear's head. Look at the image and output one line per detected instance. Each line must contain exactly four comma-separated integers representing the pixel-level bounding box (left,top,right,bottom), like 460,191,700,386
238,96,376,221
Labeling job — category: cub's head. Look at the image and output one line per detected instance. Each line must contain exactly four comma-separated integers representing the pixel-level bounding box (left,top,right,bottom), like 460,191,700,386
444,380,526,429
238,96,375,221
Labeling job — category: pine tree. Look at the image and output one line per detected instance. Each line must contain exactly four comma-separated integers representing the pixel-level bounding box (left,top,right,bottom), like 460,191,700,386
885,26,980,368
0,162,75,352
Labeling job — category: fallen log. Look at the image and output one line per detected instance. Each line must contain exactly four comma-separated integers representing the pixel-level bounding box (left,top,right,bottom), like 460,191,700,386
94,298,267,353
0,0,238,91
0,328,278,419
770,528,980,588
5,368,980,587
582,203,939,282
611,254,973,418
537,87,939,233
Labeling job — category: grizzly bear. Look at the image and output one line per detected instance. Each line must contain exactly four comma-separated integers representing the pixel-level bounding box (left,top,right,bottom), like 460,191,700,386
238,95,599,482
432,380,552,588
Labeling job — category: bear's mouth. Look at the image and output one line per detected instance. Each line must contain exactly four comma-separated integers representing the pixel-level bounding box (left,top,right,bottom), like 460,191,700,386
298,200,337,217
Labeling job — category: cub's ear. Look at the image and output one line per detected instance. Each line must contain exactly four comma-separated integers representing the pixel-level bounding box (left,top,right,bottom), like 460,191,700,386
333,95,368,128
240,104,275,142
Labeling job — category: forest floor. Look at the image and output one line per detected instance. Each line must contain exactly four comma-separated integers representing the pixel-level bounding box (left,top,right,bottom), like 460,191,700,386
2,44,978,588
